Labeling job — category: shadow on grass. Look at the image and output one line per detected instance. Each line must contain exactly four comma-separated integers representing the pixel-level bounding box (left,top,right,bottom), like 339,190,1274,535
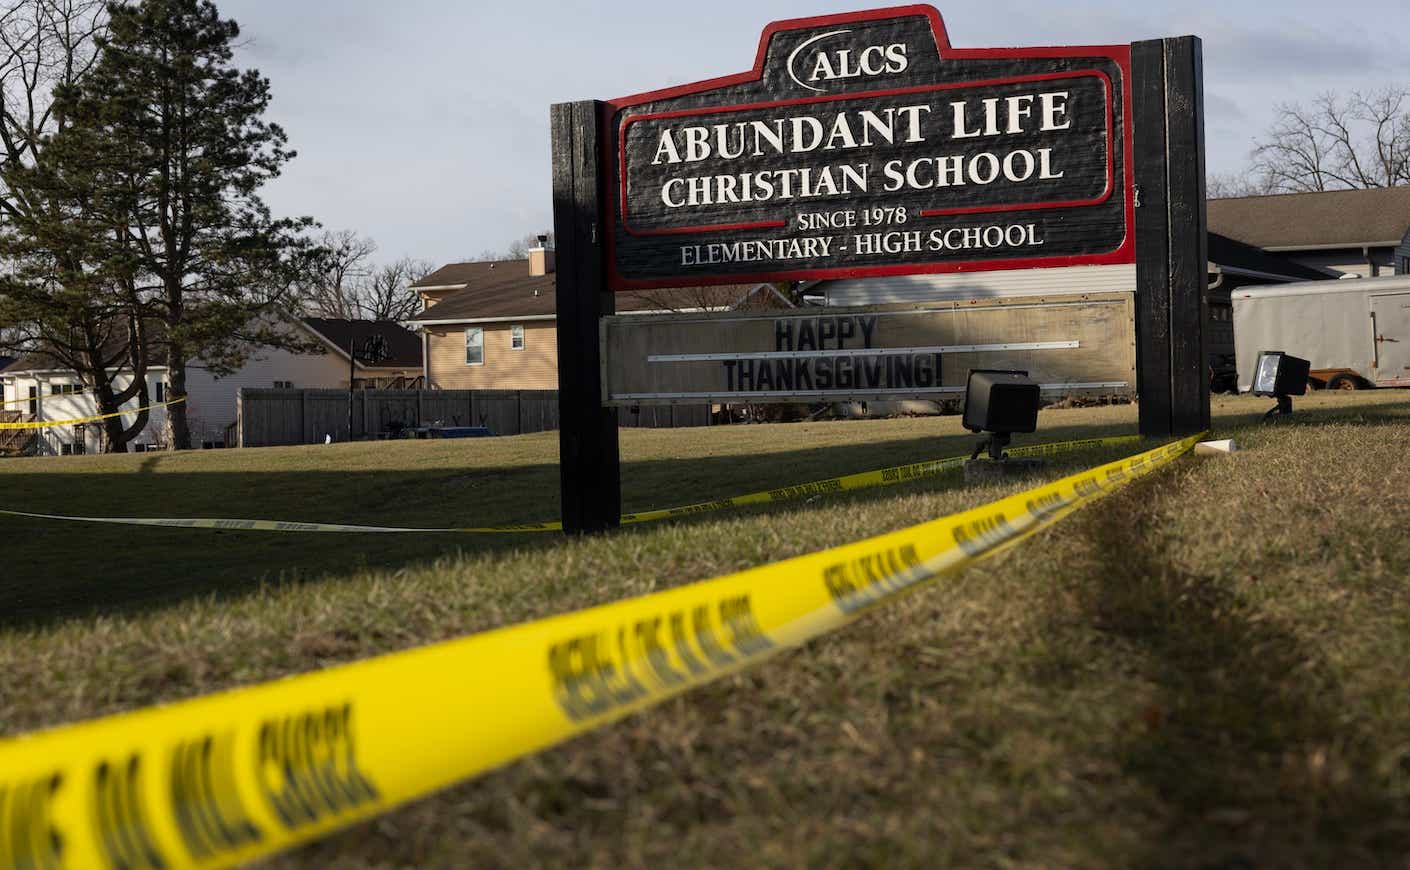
0,416,1148,630
4,397,1404,631
1065,487,1410,867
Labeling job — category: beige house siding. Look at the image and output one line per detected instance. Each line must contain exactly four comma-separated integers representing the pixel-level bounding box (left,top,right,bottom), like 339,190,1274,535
425,321,558,390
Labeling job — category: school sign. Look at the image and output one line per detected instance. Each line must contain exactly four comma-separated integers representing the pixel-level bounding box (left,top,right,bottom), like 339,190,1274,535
551,6,1208,532
606,6,1134,289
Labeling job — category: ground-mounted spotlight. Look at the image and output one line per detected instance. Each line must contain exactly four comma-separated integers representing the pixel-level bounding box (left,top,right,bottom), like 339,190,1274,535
962,370,1042,482
1251,350,1310,419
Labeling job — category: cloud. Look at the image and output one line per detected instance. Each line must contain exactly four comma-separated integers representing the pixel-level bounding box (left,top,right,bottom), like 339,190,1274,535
1204,24,1406,79
1204,91,1247,123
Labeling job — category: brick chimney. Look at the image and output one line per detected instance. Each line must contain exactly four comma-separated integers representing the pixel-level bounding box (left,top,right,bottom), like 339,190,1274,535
528,234,555,277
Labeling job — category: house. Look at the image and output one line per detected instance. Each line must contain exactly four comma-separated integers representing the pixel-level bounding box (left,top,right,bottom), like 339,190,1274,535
809,229,1328,310
805,229,1332,399
407,227,1332,404
408,242,787,391
0,316,422,454
1208,187,1410,278
297,318,424,389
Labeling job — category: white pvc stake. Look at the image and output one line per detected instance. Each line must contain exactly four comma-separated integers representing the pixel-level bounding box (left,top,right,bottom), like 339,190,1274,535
1194,438,1237,456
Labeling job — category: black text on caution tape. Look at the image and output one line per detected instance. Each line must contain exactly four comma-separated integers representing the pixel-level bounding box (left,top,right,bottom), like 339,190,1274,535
548,595,774,722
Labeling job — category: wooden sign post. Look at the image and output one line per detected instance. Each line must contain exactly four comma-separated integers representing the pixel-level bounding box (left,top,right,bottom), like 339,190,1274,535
551,6,1206,534
551,101,620,534
1132,36,1210,436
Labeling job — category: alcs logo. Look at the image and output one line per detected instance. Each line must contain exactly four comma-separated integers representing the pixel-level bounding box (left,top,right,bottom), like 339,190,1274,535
787,29,908,92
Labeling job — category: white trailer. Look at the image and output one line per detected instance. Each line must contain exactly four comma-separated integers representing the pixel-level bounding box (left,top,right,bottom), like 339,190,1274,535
1232,276,1410,392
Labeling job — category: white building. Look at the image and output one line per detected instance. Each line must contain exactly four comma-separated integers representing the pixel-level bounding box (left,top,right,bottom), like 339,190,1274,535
0,317,422,455
0,365,171,455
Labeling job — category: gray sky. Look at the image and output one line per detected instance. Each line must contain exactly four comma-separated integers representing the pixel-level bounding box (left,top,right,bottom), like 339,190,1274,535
224,0,1410,269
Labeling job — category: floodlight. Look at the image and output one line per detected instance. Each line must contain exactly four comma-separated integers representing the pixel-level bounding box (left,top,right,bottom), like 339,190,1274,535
963,369,1041,460
1251,350,1309,419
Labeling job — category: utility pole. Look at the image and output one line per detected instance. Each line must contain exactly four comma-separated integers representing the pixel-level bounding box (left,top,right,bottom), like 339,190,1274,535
347,336,356,442
348,332,389,442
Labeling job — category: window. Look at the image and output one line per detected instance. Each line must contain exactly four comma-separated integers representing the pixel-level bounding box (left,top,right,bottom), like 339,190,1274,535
272,380,293,389
510,324,525,350
154,381,165,403
27,386,37,417
50,383,81,396
465,327,484,365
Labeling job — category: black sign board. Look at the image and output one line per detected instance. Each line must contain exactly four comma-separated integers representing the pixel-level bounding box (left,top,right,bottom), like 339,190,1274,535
550,6,1207,534
605,6,1134,290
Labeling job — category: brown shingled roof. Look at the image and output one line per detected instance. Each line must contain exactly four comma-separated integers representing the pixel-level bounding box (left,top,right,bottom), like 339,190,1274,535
411,259,523,289
408,260,765,323
1,352,72,374
300,319,422,368
1208,187,1410,250
412,267,557,322
3,317,425,375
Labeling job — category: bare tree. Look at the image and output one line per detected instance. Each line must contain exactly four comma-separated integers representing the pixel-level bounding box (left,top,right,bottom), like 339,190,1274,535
504,230,552,260
623,283,756,314
1251,88,1410,192
360,257,433,322
302,229,431,322
471,229,554,262
0,0,106,193
304,229,377,318
0,0,158,452
1206,170,1277,199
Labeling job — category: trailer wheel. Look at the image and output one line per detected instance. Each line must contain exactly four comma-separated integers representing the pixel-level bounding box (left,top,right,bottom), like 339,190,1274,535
1327,373,1362,391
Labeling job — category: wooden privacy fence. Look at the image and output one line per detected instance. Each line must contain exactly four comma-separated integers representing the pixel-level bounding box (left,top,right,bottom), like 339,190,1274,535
236,389,713,447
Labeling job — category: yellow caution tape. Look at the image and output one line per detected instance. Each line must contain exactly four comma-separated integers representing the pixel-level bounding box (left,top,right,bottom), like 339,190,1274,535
0,397,186,430
0,432,1201,870
0,508,560,534
0,433,1139,534
621,433,1138,523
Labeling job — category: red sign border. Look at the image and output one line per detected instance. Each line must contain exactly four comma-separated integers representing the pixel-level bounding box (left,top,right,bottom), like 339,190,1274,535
603,4,1135,291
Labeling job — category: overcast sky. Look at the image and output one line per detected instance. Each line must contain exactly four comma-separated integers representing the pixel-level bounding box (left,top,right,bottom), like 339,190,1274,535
222,0,1410,269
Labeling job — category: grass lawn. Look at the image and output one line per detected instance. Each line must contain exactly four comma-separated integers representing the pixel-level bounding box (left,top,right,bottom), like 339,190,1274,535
3,391,1410,867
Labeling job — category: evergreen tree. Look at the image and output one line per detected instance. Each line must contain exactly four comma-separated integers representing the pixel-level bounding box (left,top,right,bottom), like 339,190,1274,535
62,0,317,448
0,140,156,450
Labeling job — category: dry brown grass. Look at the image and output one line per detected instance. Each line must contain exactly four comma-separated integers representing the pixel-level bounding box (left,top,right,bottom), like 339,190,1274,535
3,391,1410,867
